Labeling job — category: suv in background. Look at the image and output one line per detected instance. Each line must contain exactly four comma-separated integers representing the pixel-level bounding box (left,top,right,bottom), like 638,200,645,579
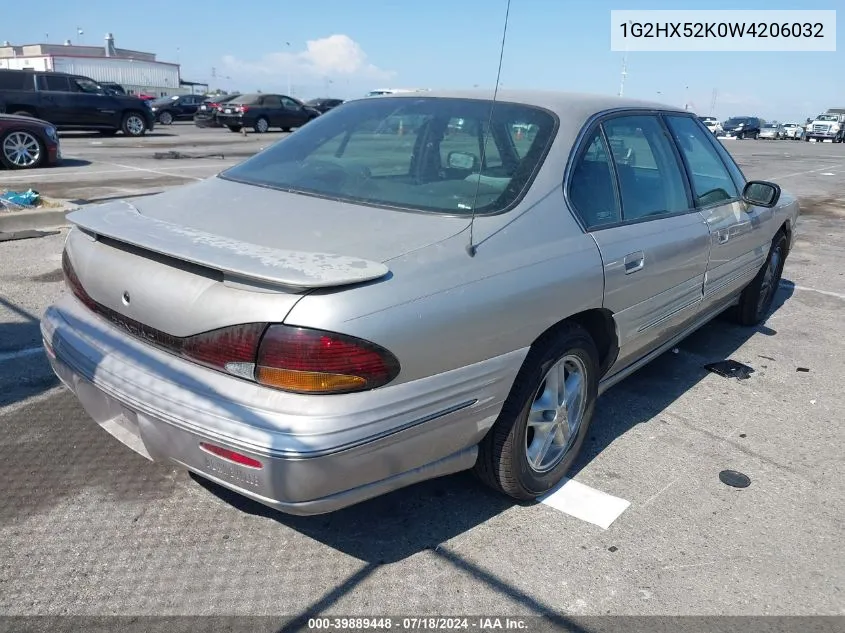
0,69,154,136
720,116,763,139
149,94,207,125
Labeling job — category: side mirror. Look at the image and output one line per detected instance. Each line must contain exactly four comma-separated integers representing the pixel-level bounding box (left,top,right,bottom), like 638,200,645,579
447,151,478,170
742,180,781,208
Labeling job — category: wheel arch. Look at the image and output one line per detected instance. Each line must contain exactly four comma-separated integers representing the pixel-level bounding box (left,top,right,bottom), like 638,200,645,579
529,307,619,378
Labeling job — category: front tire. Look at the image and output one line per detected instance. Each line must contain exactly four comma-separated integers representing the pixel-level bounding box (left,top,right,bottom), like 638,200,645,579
121,112,147,137
734,231,788,326
475,323,599,500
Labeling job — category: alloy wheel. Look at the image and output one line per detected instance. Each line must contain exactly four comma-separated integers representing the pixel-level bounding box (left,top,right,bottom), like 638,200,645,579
525,355,588,473
2,131,42,168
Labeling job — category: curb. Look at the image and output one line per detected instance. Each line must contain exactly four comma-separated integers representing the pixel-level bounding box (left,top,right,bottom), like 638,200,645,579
0,207,76,233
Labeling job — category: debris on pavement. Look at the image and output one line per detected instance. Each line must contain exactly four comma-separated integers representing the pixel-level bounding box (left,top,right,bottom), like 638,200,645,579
719,470,751,488
153,150,227,160
0,189,41,211
796,367,810,372
704,360,755,380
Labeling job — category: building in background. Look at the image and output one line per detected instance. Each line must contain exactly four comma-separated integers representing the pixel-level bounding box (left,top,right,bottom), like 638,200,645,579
0,33,207,97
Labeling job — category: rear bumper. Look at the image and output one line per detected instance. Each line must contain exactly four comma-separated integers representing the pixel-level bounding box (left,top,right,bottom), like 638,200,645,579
41,295,525,515
216,114,249,127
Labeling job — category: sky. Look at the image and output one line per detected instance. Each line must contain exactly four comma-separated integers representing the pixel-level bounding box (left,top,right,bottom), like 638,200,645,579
7,0,843,122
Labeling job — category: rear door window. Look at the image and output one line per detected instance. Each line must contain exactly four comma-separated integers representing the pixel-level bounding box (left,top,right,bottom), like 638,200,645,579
601,115,690,221
39,75,71,92
568,129,622,229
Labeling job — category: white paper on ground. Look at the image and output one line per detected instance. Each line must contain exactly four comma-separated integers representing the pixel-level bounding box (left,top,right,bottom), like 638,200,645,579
539,477,631,529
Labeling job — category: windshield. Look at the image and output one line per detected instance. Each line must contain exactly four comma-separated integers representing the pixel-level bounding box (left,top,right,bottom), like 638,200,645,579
221,97,558,215
724,118,750,126
817,114,839,121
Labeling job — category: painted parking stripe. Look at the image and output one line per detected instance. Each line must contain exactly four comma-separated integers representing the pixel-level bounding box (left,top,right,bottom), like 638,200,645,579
539,478,631,529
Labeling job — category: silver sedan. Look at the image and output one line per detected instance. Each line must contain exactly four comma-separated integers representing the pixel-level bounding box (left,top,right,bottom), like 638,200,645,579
42,90,799,515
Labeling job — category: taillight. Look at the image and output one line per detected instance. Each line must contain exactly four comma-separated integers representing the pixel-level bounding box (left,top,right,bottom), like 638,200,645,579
209,102,219,108
255,325,400,394
61,249,399,394
238,105,249,113
181,324,266,376
62,249,97,312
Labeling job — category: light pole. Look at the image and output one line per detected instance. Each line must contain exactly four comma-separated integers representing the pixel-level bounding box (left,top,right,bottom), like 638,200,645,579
285,41,292,96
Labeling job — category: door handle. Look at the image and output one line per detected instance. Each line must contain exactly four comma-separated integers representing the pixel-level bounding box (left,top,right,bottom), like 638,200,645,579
717,230,730,244
624,251,645,274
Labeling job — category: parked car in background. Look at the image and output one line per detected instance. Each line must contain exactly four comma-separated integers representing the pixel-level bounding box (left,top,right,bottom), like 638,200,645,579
150,94,208,125
758,123,785,140
720,116,762,139
781,123,804,140
0,113,61,169
305,98,344,114
216,93,320,133
194,94,242,128
0,68,154,137
365,88,429,97
804,112,845,143
43,90,798,516
699,116,722,135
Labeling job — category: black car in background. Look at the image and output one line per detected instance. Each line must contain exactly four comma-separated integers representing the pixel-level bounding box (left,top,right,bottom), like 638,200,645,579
0,68,154,136
305,97,344,114
721,116,763,139
149,94,207,125
194,93,241,127
216,93,320,133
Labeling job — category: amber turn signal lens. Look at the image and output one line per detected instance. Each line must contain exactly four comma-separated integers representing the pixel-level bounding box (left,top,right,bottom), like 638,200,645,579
256,366,367,393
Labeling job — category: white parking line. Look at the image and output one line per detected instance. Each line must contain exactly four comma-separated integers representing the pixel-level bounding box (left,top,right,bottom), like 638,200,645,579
101,161,206,181
0,161,227,183
0,346,45,363
539,477,631,529
770,163,845,180
784,282,845,300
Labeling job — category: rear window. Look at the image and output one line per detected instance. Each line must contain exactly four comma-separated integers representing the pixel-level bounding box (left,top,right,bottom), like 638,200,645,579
220,97,557,215
0,71,32,91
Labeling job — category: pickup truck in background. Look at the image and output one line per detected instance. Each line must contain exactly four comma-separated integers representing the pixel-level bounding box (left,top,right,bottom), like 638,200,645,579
804,111,845,143
0,68,155,137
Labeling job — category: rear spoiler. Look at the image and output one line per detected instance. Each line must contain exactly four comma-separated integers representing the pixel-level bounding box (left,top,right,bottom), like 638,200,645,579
65,202,390,290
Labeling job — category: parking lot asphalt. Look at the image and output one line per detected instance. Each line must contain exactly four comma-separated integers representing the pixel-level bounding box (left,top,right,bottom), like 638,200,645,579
0,122,284,203
1,128,844,618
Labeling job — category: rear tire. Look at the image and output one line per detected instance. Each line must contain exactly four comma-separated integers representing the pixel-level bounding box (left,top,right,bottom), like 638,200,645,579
254,117,269,133
227,125,242,133
158,111,174,125
474,323,599,501
281,127,292,133
121,112,147,137
733,231,788,326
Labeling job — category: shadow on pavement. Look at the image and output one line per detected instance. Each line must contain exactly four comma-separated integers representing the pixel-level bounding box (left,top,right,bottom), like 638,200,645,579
571,283,794,476
0,297,58,408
